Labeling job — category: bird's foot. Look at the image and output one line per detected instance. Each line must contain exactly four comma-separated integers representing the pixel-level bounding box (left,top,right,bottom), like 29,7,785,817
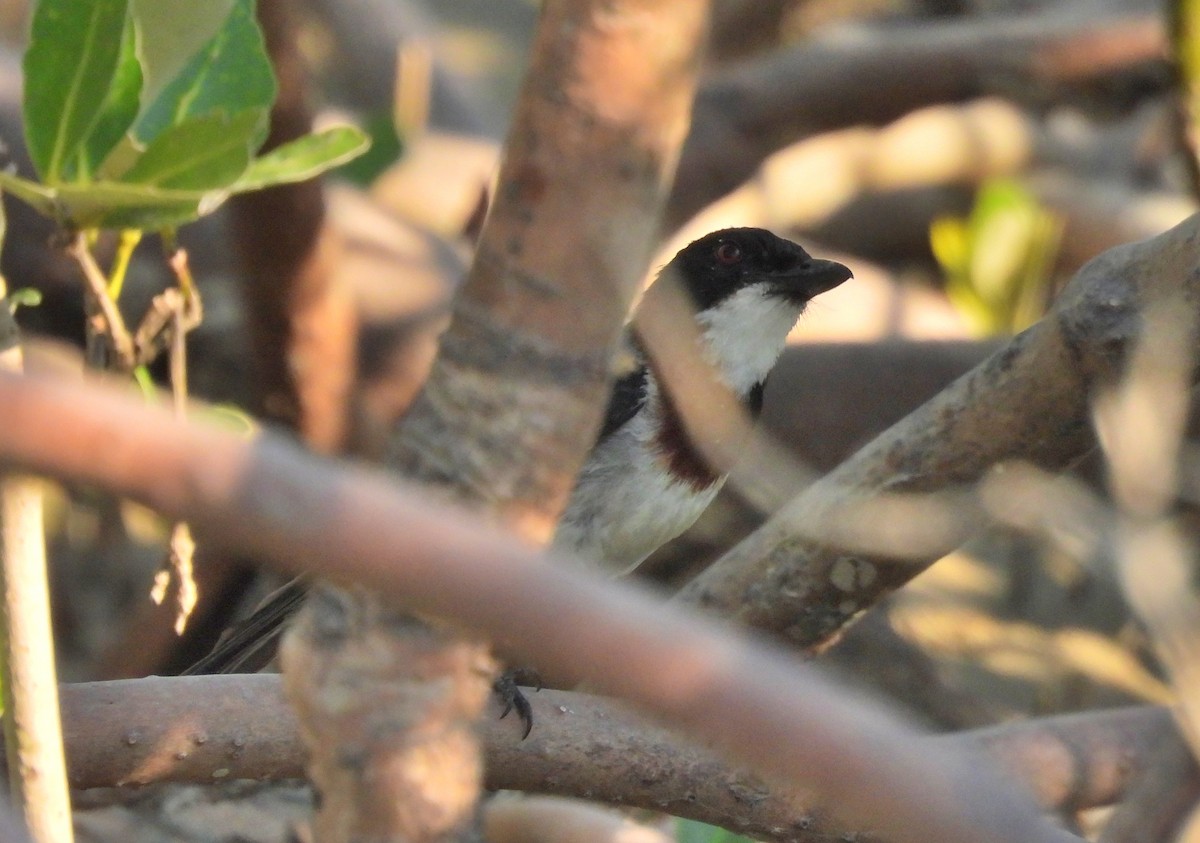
493,667,542,740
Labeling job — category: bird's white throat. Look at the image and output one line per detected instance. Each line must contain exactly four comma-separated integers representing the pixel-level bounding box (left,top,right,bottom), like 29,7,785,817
696,284,803,393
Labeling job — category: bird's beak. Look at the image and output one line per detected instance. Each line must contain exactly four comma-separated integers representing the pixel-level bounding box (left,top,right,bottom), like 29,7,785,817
774,258,854,300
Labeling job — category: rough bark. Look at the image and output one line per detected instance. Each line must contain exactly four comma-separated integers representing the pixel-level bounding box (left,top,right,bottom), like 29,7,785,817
56,676,1175,843
279,2,710,840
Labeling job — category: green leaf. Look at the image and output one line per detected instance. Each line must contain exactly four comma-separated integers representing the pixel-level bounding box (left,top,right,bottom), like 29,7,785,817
72,11,143,182
23,0,131,183
133,0,275,148
674,819,754,843
0,127,366,230
233,126,371,192
335,112,401,186
929,215,968,277
0,171,228,230
121,110,262,189
0,174,62,219
945,279,998,336
6,289,44,315
130,0,236,108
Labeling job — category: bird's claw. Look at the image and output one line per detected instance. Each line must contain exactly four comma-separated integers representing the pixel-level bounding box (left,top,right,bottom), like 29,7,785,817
494,669,540,740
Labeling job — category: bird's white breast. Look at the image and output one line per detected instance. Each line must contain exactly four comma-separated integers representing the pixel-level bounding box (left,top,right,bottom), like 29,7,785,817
553,378,724,575
555,285,806,575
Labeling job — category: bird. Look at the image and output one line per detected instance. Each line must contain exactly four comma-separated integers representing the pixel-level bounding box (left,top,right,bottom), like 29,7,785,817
183,228,852,685
553,227,852,573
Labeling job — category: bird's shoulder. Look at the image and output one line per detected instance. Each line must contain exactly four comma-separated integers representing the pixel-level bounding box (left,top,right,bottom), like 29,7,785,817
595,341,769,446
597,360,649,444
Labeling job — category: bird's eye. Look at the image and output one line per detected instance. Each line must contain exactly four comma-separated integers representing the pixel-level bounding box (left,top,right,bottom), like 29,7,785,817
714,242,742,265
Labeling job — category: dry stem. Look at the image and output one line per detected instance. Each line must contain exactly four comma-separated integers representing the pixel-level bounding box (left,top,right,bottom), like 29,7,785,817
0,308,73,843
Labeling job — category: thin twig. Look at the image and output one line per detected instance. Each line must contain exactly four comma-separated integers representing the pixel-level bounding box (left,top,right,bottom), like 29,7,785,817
105,229,142,301
65,232,135,371
132,249,201,368
147,246,200,634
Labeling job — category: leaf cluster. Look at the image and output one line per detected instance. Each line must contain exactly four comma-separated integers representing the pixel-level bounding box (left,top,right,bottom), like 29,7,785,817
930,178,1062,337
1,0,367,231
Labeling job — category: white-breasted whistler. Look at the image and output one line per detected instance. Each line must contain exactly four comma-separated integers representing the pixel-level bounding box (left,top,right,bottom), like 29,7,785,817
185,227,852,731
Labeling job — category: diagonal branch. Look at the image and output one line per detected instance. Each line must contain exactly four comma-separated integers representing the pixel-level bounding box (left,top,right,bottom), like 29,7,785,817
676,213,1200,649
0,369,1081,843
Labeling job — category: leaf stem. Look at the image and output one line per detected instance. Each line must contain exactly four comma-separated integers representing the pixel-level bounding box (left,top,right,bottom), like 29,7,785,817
106,228,142,300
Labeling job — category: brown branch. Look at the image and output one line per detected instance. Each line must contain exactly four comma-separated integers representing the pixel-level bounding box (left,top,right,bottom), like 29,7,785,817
230,0,356,454
57,680,1174,842
0,368,1083,843
667,6,1166,230
1096,723,1200,843
674,213,1200,648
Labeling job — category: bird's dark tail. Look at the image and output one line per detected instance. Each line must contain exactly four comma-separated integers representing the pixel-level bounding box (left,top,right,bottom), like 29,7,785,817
180,578,309,675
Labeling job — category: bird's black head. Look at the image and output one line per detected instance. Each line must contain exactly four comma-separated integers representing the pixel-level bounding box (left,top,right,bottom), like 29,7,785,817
665,228,852,312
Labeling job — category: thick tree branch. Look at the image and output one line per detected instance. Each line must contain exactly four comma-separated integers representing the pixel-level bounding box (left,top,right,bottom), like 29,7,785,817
0,370,1079,843
56,677,1174,842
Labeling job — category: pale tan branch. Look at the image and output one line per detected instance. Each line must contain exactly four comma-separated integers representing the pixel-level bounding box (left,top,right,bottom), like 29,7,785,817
676,213,1200,649
0,370,1078,843
0,308,73,843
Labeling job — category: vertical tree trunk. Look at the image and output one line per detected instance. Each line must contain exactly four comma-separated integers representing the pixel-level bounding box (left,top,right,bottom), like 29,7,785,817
232,0,357,453
0,306,73,843
281,1,711,840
